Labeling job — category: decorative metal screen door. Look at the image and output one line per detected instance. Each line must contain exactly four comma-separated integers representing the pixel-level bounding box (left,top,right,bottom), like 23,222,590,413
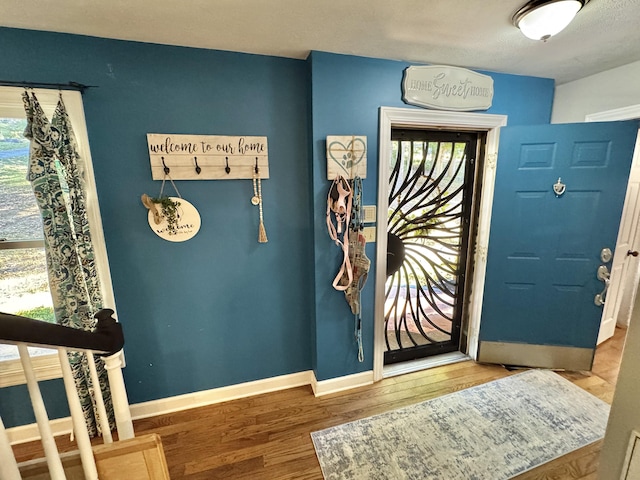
385,129,480,365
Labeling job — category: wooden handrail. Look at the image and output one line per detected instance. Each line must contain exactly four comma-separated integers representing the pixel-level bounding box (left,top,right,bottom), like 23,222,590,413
0,309,124,355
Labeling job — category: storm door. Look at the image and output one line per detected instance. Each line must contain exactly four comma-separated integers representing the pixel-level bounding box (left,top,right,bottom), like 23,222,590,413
384,129,481,365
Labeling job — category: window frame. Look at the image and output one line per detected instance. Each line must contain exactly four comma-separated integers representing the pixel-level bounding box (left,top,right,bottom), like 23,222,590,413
0,86,117,387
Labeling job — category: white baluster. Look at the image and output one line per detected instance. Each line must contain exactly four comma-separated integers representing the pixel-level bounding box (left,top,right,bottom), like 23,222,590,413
58,349,98,480
18,343,66,480
0,415,21,480
86,350,113,443
103,350,134,440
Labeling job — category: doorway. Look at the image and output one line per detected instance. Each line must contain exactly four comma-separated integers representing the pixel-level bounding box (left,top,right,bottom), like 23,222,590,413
384,128,482,365
374,107,640,381
373,107,507,381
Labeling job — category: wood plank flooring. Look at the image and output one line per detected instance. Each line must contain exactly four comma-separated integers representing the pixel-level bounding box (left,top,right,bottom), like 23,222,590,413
12,326,627,479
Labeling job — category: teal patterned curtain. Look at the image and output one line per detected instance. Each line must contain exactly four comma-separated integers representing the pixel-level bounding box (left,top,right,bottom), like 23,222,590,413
22,90,115,437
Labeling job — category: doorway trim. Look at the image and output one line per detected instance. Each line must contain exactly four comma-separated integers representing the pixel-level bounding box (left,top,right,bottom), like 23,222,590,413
585,104,640,122
373,107,507,381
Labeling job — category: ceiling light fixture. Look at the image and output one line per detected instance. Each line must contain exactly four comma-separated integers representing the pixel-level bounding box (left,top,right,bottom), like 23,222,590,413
513,0,589,41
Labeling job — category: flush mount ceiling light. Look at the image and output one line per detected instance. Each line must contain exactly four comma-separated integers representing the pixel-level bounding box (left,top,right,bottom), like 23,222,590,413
513,0,589,41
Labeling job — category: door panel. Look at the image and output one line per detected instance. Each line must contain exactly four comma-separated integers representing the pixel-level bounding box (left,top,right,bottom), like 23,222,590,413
479,121,638,369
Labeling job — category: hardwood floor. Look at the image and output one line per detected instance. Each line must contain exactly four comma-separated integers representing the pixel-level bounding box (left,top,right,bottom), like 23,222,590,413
12,326,627,479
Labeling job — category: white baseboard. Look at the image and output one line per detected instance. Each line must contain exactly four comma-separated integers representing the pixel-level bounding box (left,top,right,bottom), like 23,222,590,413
8,369,376,444
129,371,314,420
311,370,374,396
7,417,73,445
7,371,312,444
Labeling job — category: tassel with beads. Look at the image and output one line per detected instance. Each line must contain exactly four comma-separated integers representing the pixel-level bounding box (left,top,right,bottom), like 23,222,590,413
258,221,268,243
253,164,268,243
257,183,268,243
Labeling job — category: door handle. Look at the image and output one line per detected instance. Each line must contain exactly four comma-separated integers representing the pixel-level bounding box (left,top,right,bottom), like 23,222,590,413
627,250,639,257
594,265,610,307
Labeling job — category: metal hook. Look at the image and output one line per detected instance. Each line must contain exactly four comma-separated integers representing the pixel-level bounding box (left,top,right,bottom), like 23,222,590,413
161,157,170,175
254,157,259,175
225,157,231,174
194,157,201,175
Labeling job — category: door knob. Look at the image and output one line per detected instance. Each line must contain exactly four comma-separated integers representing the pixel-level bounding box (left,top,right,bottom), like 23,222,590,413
627,250,639,257
594,265,610,306
596,265,610,281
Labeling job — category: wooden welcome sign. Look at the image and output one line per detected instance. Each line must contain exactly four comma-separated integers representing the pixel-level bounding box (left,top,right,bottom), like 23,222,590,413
147,134,269,180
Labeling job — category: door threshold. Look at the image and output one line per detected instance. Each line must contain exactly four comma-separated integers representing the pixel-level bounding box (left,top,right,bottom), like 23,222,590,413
383,351,470,379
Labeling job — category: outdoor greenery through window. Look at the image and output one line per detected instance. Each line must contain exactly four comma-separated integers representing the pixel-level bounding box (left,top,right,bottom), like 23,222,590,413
0,117,56,361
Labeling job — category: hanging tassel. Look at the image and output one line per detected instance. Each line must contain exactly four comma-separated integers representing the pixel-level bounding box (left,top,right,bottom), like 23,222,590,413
258,220,268,243
257,192,268,243
255,166,268,243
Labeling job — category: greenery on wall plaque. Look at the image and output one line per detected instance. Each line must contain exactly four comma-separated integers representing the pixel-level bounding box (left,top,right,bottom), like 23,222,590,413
141,193,200,242
151,196,181,234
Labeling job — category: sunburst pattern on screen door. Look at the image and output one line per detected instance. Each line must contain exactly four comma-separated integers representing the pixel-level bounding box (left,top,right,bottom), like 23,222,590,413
385,130,477,365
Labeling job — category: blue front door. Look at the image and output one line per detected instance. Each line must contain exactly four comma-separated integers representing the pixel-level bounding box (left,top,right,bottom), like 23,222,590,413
478,121,638,370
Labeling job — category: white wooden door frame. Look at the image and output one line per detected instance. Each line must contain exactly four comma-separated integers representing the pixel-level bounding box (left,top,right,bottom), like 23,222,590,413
586,105,640,342
373,107,507,382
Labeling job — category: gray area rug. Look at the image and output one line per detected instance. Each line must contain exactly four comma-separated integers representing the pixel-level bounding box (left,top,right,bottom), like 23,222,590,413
311,370,610,479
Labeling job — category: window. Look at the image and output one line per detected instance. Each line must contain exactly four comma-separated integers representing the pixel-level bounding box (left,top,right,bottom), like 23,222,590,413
0,116,56,359
0,87,116,387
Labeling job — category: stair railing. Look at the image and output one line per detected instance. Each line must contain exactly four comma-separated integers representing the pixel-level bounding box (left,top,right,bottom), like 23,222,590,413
0,309,133,480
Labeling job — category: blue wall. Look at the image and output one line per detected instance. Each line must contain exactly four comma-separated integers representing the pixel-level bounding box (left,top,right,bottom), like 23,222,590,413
0,27,555,427
0,27,313,427
308,52,554,380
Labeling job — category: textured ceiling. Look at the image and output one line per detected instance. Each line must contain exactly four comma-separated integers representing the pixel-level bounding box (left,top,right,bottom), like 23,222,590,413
1,0,639,84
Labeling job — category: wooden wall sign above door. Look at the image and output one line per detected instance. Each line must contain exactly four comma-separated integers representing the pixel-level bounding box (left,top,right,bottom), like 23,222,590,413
402,65,494,112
